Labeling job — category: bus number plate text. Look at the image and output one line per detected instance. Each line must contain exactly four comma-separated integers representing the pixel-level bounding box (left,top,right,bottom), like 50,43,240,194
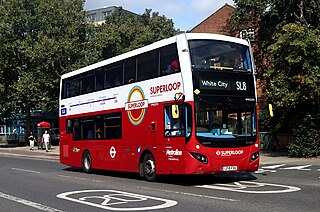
222,166,238,171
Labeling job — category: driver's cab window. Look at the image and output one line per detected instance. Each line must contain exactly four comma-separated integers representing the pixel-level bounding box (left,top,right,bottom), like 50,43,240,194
164,104,185,137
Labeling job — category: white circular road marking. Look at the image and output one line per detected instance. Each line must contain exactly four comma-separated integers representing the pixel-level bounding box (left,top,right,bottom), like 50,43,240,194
57,190,177,211
196,181,301,194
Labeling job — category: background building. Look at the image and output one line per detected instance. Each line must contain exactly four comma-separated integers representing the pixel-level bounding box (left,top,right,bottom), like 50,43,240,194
85,6,139,25
191,4,235,35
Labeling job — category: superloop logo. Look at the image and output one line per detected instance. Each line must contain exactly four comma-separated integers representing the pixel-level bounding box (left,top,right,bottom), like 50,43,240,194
216,150,244,157
125,86,148,126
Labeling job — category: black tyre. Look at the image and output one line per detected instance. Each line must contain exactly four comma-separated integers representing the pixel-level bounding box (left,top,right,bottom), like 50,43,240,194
142,153,156,181
82,151,92,173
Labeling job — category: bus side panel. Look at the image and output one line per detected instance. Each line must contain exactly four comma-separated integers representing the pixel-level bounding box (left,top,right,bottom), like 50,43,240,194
92,140,119,171
115,101,187,175
60,135,83,168
120,105,160,173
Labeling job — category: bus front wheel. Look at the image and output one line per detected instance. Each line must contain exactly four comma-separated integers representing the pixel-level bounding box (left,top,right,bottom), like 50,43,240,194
82,151,92,173
142,153,156,181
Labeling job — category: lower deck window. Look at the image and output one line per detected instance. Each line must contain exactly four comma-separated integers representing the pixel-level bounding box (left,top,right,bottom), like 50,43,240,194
66,112,122,140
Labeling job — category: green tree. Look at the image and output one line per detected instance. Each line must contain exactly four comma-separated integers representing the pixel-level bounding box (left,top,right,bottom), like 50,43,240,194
232,0,320,157
0,0,90,137
266,23,320,157
90,8,179,61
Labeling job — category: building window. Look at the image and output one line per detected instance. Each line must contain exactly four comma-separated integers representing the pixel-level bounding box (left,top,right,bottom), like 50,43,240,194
103,11,112,19
87,13,96,22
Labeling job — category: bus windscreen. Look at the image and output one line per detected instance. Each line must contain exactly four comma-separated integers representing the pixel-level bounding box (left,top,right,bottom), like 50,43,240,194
189,40,252,72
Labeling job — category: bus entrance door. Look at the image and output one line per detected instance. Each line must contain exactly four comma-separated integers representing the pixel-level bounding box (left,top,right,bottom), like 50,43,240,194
161,104,185,174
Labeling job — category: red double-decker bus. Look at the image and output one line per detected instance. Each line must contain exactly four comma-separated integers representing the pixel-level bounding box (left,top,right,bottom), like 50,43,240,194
59,33,259,181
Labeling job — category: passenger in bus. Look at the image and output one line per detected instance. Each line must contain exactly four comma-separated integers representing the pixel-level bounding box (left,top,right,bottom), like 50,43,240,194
96,128,102,139
87,129,93,139
171,59,180,72
233,55,244,70
162,59,180,74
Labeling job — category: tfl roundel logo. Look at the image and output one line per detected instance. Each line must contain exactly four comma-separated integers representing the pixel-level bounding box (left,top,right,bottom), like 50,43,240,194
125,86,148,125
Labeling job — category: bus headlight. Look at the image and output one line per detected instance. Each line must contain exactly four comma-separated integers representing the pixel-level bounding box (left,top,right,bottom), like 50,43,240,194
250,151,259,162
190,152,208,164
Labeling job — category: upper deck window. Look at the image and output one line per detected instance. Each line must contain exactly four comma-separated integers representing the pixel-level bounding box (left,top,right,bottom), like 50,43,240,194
61,43,180,100
189,40,252,72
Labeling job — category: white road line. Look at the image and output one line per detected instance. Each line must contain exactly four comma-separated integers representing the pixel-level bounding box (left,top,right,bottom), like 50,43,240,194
141,186,239,202
0,191,64,212
255,169,276,174
11,168,41,174
57,175,104,183
261,164,286,169
280,165,312,170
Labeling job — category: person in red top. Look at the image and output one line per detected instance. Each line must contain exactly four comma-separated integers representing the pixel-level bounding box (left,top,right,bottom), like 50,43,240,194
162,59,180,74
171,59,180,72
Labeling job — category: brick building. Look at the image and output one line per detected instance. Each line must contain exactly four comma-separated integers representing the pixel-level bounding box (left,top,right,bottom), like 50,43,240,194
191,4,235,35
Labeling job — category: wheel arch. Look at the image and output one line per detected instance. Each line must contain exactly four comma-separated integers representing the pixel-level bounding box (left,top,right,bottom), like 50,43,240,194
138,149,155,177
139,150,154,165
81,149,93,173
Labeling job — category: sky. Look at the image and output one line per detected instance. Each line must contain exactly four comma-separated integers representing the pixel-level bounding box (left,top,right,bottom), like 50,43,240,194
84,0,234,31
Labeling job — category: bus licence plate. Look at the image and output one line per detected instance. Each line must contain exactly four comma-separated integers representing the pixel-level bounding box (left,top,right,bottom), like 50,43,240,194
222,166,238,171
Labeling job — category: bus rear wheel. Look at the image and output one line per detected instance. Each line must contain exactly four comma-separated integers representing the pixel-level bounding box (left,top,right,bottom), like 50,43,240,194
82,151,92,173
142,153,156,181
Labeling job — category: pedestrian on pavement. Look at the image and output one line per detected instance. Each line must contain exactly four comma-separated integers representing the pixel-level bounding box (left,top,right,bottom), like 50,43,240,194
28,132,36,151
42,130,50,152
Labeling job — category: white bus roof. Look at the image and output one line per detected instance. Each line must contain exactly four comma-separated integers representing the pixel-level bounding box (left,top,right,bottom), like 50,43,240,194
61,33,249,79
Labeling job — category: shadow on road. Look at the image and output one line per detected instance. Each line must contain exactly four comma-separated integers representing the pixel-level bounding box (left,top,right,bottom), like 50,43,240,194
63,167,257,186
156,172,257,186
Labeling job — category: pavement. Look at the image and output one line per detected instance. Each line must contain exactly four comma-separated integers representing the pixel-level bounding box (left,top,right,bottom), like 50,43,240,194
0,143,318,164
0,144,60,161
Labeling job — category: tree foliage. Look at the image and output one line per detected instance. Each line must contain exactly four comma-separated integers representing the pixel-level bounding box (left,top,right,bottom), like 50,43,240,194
266,23,320,157
232,0,320,157
89,8,179,61
0,0,89,133
0,2,179,137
